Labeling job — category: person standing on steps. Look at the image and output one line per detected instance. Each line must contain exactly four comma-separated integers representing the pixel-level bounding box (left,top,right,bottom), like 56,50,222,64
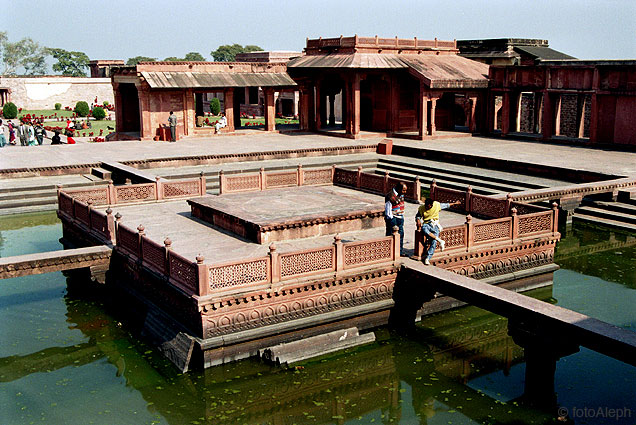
416,198,462,265
385,182,407,256
168,111,177,142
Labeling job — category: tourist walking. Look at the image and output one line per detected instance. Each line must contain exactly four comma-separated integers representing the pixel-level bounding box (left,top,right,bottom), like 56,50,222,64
8,121,16,145
34,123,46,145
415,198,462,265
0,119,7,147
18,122,28,146
27,123,36,146
385,182,407,256
168,111,177,142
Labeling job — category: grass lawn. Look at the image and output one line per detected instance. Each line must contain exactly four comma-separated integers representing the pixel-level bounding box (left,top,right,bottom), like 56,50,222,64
16,109,75,119
42,119,116,137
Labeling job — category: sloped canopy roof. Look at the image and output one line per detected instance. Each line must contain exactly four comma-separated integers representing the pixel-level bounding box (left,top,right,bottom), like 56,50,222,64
288,53,489,88
141,71,297,89
514,46,576,61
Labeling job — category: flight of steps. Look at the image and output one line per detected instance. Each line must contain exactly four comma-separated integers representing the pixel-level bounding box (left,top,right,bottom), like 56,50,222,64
573,189,636,232
373,157,566,196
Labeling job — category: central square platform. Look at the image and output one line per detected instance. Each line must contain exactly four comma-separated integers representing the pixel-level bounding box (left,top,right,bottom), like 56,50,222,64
187,186,385,244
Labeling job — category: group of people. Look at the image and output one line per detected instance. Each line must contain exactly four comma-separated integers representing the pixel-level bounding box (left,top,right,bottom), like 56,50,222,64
0,120,53,147
384,182,461,265
167,111,227,142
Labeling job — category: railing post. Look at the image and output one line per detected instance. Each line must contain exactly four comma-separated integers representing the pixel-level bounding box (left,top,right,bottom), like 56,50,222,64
511,207,519,241
392,226,400,260
196,254,209,297
56,185,63,207
357,166,363,189
297,164,303,186
430,179,436,201
506,193,513,215
413,176,421,202
199,172,206,196
164,238,172,277
260,167,266,191
106,207,116,244
331,164,336,184
137,225,145,260
87,201,94,229
552,202,559,233
108,180,115,204
155,176,163,201
334,234,344,272
465,186,473,213
114,212,122,244
413,222,423,260
465,215,473,250
383,171,390,194
218,170,225,195
269,243,280,285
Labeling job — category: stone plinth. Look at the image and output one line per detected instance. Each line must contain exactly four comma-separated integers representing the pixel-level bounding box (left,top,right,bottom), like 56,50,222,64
188,186,385,244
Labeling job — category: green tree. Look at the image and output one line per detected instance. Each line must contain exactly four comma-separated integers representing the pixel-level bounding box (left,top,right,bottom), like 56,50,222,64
0,32,47,75
47,48,90,77
210,44,263,62
92,106,106,120
2,102,18,119
74,101,90,117
184,52,206,61
126,56,157,65
210,98,220,115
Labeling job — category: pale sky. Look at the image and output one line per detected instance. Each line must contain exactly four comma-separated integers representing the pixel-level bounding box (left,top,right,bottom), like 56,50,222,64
5,0,636,69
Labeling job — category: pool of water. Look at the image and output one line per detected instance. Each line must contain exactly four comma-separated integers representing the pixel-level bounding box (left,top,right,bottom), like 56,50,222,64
0,213,634,424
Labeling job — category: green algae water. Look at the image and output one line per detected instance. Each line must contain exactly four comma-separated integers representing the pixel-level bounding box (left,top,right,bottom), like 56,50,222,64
1,212,634,424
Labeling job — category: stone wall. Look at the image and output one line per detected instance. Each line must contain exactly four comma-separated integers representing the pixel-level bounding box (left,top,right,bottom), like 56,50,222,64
0,76,114,110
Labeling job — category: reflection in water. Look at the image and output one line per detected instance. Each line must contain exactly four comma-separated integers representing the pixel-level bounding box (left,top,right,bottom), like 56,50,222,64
0,213,634,424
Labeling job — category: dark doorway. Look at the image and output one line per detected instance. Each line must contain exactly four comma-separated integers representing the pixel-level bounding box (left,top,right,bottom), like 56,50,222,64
119,83,140,132
361,76,389,131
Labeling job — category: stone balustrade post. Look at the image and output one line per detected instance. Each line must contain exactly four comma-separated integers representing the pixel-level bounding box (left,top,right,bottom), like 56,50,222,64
331,164,336,184
413,176,421,202
218,170,225,195
107,180,115,204
552,202,559,233
137,225,145,259
383,171,390,194
199,172,206,196
106,208,116,244
164,238,172,276
56,184,63,199
269,244,280,285
114,213,122,242
430,179,436,200
465,186,473,213
260,167,266,191
334,234,344,272
297,164,303,186
511,208,519,241
506,193,513,215
196,254,209,297
357,166,363,189
155,176,163,201
392,226,401,260
413,220,424,260
465,215,473,250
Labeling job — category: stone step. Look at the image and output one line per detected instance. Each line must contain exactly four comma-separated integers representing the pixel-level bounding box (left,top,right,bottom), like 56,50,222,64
0,188,59,202
259,327,376,366
374,168,499,196
574,205,636,225
0,203,59,216
587,200,636,216
91,167,112,180
377,161,533,194
617,188,636,204
572,213,636,233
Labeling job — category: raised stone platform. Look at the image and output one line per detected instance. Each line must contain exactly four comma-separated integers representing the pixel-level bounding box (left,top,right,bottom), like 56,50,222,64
188,186,385,244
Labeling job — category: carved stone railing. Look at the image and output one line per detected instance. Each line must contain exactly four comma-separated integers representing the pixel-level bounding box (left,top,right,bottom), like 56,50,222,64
334,166,421,202
306,35,457,51
218,165,333,194
57,174,206,206
57,197,116,245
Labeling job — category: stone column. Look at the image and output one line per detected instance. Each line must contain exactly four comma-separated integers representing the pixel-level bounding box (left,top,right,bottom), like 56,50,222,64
315,81,322,131
513,91,522,132
328,93,336,126
113,82,124,136
418,84,428,140
576,94,587,139
554,94,562,136
352,74,361,138
264,88,275,132
136,84,152,140
541,91,554,140
501,91,511,136
468,95,478,133
428,97,438,136
184,88,195,137
298,86,310,131
224,88,235,132
589,68,600,143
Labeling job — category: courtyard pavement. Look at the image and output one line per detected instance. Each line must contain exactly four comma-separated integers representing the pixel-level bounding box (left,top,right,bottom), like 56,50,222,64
1,132,635,177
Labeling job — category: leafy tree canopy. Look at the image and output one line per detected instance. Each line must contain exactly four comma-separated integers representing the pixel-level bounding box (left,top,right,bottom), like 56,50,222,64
126,56,157,65
210,44,263,62
0,32,47,75
164,52,207,62
46,48,90,77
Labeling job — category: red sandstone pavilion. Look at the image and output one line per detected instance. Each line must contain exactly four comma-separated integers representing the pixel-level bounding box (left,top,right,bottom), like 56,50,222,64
108,35,636,147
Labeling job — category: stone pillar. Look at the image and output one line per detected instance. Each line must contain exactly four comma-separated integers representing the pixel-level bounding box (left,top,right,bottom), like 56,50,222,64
513,91,522,132
428,97,437,136
541,91,554,140
501,91,511,136
576,94,587,139
264,88,275,132
328,93,336,126
113,83,124,137
554,94,562,136
508,320,579,409
299,86,310,131
352,74,361,138
418,83,428,140
224,88,235,132
183,88,195,137
315,82,322,131
136,85,152,140
533,92,543,134
589,68,600,143
468,95,478,133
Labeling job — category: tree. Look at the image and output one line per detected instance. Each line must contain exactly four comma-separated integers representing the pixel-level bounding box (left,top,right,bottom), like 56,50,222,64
0,33,47,75
210,44,263,62
74,101,90,117
210,98,220,115
47,48,90,77
126,56,157,65
164,52,207,62
92,106,106,120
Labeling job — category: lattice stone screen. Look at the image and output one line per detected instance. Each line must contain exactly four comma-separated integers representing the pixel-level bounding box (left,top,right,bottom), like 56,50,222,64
519,212,552,235
209,258,269,290
115,184,156,204
163,180,200,198
280,248,334,278
344,238,393,269
473,219,511,243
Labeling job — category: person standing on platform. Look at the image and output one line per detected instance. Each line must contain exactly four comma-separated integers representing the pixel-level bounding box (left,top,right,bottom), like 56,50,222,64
415,198,462,265
168,111,177,142
385,182,407,256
